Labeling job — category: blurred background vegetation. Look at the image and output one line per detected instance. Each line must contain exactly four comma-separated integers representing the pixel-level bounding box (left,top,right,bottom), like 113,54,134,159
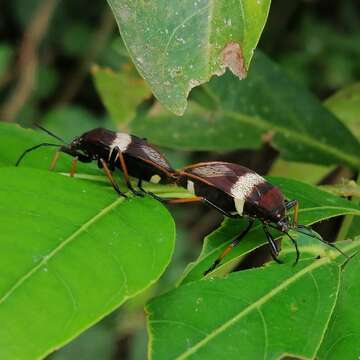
1,0,359,359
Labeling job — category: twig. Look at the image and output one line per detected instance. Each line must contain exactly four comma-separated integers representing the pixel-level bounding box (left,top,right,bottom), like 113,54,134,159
0,0,59,122
54,6,116,106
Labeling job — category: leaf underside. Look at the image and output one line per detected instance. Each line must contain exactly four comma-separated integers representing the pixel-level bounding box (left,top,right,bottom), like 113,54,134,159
107,0,271,114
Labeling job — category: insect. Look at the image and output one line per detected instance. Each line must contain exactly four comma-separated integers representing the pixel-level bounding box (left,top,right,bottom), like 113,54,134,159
177,161,347,274
16,126,177,198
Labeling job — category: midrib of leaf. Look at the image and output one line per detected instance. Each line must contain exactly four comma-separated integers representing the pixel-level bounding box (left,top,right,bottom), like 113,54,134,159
174,258,336,360
0,196,125,306
225,110,360,168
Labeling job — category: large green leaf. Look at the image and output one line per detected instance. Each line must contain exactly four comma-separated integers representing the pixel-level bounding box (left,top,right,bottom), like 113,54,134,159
317,251,360,359
107,0,271,115
180,177,360,284
147,254,349,360
0,167,175,359
132,52,360,169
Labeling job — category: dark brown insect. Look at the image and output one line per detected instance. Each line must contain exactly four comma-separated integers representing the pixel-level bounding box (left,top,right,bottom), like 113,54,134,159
176,161,347,274
16,126,177,198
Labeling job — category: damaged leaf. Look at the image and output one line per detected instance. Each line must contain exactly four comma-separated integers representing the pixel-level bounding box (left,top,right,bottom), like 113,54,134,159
107,0,271,115
132,52,360,170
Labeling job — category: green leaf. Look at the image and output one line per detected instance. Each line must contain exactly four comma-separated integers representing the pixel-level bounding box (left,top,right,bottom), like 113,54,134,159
92,65,151,126
147,256,344,360
0,43,13,78
317,252,360,359
0,122,100,174
107,0,271,115
269,159,332,185
132,52,360,169
0,167,175,359
41,106,104,140
180,177,360,284
325,82,360,140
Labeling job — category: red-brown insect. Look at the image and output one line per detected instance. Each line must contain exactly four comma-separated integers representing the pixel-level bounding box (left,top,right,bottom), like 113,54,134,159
176,161,346,274
16,126,176,198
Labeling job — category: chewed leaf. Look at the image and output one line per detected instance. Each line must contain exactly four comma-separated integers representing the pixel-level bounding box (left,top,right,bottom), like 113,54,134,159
107,0,271,114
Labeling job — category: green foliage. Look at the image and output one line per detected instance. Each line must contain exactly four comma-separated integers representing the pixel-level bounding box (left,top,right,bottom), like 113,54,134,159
0,43,13,78
92,65,151,127
131,52,360,169
0,167,175,359
107,0,271,115
147,254,349,360
1,1,360,359
180,177,360,284
318,252,360,359
325,82,360,140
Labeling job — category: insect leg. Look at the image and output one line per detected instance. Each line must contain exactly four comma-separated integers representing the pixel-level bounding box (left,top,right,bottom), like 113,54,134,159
50,151,61,171
204,220,254,275
201,198,239,219
285,199,299,227
69,157,78,177
114,148,144,197
136,178,166,202
284,231,300,265
166,197,204,204
100,159,127,198
262,225,283,264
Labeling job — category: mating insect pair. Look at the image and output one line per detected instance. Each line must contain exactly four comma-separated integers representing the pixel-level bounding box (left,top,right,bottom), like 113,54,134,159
16,127,346,274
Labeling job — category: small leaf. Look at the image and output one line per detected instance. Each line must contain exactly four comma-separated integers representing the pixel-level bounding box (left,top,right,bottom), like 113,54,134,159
132,52,360,169
0,167,175,359
317,251,360,359
180,177,360,284
147,256,344,360
92,65,151,126
107,0,271,115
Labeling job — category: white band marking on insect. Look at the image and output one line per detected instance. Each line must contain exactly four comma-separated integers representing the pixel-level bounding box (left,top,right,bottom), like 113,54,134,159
150,174,161,184
109,133,132,159
187,180,195,195
230,173,265,215
234,198,245,215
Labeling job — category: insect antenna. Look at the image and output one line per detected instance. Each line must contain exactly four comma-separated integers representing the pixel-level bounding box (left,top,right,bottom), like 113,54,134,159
16,143,61,166
294,224,349,259
35,124,66,143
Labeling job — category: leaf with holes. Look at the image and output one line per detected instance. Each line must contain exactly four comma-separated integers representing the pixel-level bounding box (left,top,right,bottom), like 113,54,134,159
107,0,271,115
0,167,175,359
132,52,360,169
179,177,360,285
